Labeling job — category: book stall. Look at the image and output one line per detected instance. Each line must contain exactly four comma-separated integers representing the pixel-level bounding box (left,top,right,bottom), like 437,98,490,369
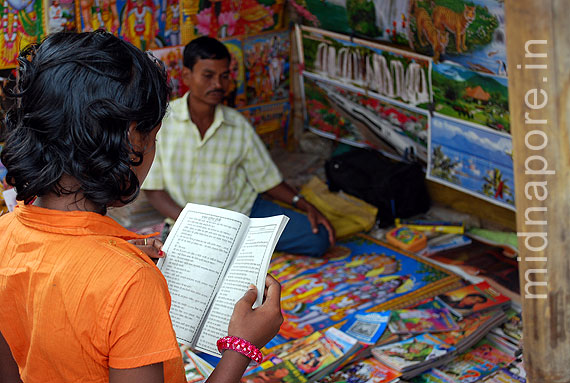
0,0,564,382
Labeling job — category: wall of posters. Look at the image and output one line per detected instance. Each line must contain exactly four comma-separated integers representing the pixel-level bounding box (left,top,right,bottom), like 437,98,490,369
428,114,514,210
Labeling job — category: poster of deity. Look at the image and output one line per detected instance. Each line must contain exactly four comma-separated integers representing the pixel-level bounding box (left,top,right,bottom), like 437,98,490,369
222,38,246,107
0,0,45,69
150,45,187,99
243,29,289,105
45,0,77,33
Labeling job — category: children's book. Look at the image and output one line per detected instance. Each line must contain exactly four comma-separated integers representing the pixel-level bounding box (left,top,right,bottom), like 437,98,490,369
180,345,214,382
388,308,459,334
340,310,391,344
483,368,526,383
315,357,402,383
371,333,455,374
433,337,516,383
157,203,289,357
435,282,510,319
240,360,308,383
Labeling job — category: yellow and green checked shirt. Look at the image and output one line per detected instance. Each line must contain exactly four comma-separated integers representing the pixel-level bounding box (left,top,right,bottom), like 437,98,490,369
142,92,282,217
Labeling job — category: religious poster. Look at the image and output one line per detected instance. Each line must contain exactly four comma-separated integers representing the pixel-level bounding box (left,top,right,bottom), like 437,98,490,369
427,113,514,210
222,38,246,108
45,0,77,33
180,0,286,44
239,100,290,148
431,61,509,133
150,45,188,99
243,29,290,105
77,0,122,35
299,25,432,107
0,0,45,69
303,72,429,164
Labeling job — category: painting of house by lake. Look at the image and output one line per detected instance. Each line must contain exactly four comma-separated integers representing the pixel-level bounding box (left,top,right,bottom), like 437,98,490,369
430,61,509,133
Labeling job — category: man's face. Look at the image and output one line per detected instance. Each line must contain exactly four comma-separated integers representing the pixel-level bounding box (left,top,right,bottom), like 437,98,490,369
183,58,230,106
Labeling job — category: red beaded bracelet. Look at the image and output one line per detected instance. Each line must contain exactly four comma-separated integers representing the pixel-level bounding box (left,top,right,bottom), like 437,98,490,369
216,336,263,364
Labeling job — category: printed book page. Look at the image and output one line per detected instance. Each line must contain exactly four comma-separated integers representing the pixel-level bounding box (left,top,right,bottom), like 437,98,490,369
195,215,289,356
157,203,249,346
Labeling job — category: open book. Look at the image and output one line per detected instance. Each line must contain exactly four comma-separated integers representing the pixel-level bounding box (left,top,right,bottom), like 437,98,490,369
157,203,289,357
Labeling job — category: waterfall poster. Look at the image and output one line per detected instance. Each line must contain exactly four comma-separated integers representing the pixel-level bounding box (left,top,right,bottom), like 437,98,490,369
431,61,509,134
298,25,432,107
303,72,429,163
428,113,514,210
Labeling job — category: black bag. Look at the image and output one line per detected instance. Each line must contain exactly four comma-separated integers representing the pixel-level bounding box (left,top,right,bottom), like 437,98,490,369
325,148,430,227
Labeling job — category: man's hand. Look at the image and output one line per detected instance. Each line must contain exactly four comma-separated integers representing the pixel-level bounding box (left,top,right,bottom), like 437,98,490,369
305,203,335,247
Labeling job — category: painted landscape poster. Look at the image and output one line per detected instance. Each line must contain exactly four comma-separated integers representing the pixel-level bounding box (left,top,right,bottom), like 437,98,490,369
300,25,432,107
431,61,509,133
428,114,514,210
291,0,508,77
303,72,429,163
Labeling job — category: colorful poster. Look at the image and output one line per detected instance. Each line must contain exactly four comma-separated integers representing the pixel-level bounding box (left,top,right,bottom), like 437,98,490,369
0,0,45,69
276,235,459,342
300,25,432,107
45,0,77,33
239,100,290,148
244,29,290,105
428,114,514,210
222,38,246,107
303,73,429,163
408,0,507,76
78,0,122,34
431,61,509,133
181,0,286,44
150,45,188,99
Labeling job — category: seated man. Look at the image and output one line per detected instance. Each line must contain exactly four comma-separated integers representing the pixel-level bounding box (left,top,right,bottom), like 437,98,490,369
143,36,334,257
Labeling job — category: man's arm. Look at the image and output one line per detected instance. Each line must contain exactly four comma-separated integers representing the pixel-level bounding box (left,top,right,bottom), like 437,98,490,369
263,182,335,246
144,190,184,221
0,331,22,383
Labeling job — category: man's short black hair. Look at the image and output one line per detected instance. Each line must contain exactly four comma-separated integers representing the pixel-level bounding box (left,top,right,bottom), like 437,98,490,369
1,31,170,212
183,36,231,70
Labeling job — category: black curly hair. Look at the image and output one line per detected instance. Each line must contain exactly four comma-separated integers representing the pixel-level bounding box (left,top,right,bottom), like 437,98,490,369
183,36,230,70
1,31,170,213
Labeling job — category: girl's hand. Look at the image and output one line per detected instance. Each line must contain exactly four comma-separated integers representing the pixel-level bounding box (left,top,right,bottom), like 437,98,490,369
228,275,283,349
128,237,164,264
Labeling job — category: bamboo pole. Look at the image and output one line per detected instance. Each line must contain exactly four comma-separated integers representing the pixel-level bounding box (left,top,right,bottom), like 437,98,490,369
504,0,570,381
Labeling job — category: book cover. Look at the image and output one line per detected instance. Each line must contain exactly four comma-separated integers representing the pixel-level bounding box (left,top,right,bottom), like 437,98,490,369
340,310,391,344
315,357,402,383
389,308,459,334
240,360,308,383
435,282,510,318
372,333,455,372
